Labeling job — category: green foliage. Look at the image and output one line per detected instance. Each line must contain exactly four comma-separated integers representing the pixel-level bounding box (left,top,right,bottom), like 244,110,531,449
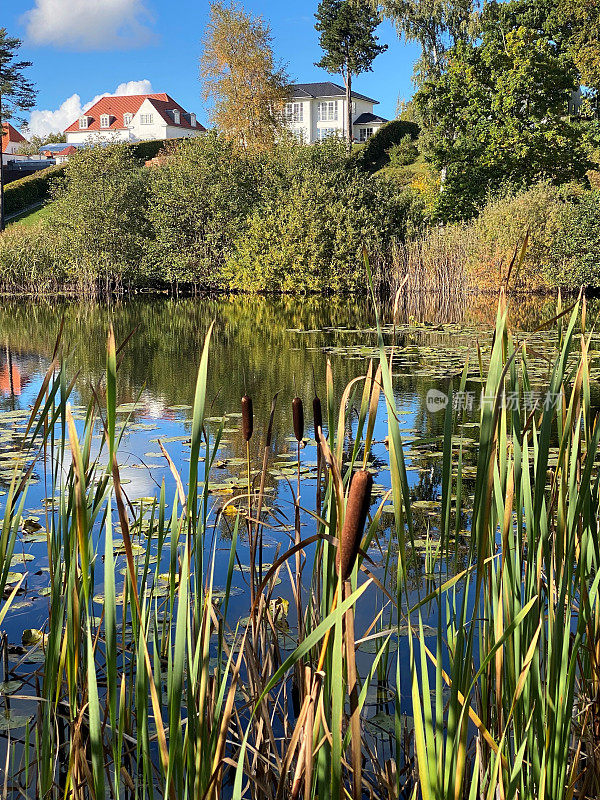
224,138,409,293
146,133,263,285
15,131,66,155
546,189,600,287
315,0,387,79
354,119,420,172
3,163,65,215
50,143,151,287
413,0,591,221
129,138,173,162
387,134,419,166
0,27,36,124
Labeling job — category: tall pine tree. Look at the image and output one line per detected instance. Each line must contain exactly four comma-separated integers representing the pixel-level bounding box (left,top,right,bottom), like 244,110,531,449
315,0,387,148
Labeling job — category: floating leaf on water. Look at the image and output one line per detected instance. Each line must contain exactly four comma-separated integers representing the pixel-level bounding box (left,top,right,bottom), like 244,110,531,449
0,711,33,731
0,681,22,694
22,629,47,647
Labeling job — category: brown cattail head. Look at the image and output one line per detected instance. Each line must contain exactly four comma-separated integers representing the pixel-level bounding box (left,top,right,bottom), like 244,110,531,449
292,397,304,442
313,395,323,439
337,470,373,581
241,395,253,442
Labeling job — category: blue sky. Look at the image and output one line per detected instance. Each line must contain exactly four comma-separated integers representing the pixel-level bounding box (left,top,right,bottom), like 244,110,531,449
6,0,420,136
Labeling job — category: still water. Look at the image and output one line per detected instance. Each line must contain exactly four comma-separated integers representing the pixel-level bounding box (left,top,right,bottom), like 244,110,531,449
0,291,576,717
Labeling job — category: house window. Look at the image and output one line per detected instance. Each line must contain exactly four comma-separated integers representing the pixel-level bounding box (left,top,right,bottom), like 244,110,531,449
190,113,196,127
172,109,181,124
123,113,133,126
291,128,306,143
140,114,154,125
100,114,110,128
317,101,338,122
352,101,356,114
358,127,374,142
318,128,336,141
79,117,89,129
285,102,304,123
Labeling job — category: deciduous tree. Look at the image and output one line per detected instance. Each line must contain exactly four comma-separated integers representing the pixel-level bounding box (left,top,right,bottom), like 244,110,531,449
200,1,289,152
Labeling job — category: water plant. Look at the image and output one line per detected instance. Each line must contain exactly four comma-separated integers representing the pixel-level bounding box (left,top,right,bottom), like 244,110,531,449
0,285,598,799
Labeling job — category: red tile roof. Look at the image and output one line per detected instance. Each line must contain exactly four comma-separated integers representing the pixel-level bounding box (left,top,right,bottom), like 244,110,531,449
2,123,27,152
64,93,205,133
58,146,78,156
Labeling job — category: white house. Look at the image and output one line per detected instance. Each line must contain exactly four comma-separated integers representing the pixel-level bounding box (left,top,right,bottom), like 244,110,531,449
283,82,388,144
2,123,28,164
64,93,206,144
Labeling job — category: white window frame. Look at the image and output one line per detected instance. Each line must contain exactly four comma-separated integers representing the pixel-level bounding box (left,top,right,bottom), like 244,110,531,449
190,113,196,127
317,100,338,122
100,114,110,128
358,127,374,142
140,114,154,125
318,128,336,141
79,117,89,129
172,109,181,124
123,113,133,126
285,102,304,123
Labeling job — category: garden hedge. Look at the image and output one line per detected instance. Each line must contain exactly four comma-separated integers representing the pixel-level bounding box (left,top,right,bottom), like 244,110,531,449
3,163,66,216
354,120,420,173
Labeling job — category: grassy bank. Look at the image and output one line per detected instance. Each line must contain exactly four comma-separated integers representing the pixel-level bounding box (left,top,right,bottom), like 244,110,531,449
0,285,598,797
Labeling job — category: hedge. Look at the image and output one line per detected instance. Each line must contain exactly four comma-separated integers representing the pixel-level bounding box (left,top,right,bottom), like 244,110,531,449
354,120,420,173
3,163,66,216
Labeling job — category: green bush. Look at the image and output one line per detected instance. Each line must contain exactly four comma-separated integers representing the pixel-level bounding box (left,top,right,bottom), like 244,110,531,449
146,133,263,285
0,222,69,292
3,163,66,216
225,139,410,293
354,119,420,172
546,190,600,287
50,143,151,287
467,183,568,289
387,135,419,167
130,139,179,162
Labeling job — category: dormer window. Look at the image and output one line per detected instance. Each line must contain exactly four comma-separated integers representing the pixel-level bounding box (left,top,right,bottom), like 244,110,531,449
123,113,133,126
190,113,196,127
172,109,181,125
79,116,89,129
100,114,111,128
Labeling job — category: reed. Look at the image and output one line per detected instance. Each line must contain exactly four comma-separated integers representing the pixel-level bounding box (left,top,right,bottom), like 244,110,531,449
0,284,598,800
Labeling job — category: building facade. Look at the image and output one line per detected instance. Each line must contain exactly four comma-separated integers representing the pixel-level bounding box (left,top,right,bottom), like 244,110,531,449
64,93,206,144
284,82,387,144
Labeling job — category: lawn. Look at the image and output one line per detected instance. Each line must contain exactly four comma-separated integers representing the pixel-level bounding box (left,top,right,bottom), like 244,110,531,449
6,202,54,227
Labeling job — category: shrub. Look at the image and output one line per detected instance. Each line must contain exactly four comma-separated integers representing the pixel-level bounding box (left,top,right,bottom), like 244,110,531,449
3,163,66,216
225,139,410,293
50,143,151,288
546,190,600,287
146,133,264,285
130,138,179,162
387,135,419,167
354,119,420,172
467,184,567,290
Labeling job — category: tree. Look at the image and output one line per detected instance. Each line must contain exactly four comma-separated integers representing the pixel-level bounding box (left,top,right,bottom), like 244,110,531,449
414,1,590,220
0,28,36,230
380,0,477,86
315,0,387,148
200,1,289,152
17,131,66,156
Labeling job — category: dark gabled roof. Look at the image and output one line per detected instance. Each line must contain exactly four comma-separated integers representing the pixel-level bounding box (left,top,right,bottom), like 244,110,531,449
354,112,388,124
289,82,378,104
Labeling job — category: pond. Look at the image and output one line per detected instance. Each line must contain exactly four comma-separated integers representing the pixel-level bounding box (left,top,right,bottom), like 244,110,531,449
0,290,590,793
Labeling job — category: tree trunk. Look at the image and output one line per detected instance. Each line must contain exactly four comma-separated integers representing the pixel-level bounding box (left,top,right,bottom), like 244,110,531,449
0,94,4,232
345,73,353,152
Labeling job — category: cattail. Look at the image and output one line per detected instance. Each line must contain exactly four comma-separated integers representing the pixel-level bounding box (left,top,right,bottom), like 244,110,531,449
292,397,304,442
337,470,373,581
241,395,253,442
313,395,323,439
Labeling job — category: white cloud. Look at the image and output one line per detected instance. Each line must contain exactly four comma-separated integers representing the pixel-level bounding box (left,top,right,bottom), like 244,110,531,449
22,0,155,51
25,79,154,138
